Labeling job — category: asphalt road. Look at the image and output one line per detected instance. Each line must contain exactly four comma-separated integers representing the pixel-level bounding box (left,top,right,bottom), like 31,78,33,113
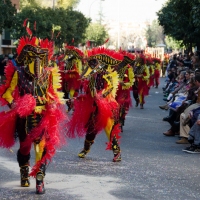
0,78,200,200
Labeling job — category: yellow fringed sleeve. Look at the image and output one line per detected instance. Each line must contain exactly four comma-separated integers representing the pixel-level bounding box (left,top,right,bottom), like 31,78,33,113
2,71,18,104
150,65,155,75
76,59,82,74
102,66,119,98
122,67,135,90
51,66,65,104
155,63,161,70
142,65,150,81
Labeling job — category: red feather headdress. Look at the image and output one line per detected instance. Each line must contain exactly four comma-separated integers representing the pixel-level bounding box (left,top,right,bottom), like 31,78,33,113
64,45,84,59
119,50,136,64
87,47,124,66
152,57,161,64
135,53,146,65
17,36,54,60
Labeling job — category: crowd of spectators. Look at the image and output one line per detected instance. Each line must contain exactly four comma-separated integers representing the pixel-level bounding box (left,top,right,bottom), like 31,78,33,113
159,50,200,153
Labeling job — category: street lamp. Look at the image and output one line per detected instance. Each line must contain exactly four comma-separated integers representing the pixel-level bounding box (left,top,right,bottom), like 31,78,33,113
117,0,120,49
53,0,56,10
89,0,105,19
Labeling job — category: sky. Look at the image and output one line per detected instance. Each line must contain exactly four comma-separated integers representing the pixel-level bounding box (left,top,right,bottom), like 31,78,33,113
76,0,167,23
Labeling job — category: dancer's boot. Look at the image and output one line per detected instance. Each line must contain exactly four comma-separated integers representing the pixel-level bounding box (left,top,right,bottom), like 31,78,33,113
78,139,94,158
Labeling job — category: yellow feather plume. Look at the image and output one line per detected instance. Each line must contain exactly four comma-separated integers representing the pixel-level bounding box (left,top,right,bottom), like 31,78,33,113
103,66,119,98
51,66,64,103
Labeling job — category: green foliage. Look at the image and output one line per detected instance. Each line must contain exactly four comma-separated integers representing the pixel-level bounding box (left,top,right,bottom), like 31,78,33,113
165,36,183,50
20,0,38,8
157,0,200,49
11,6,90,47
56,0,80,8
145,20,164,47
0,0,17,34
84,22,108,46
20,0,80,9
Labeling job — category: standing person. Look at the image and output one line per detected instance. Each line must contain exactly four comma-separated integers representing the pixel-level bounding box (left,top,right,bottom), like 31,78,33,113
168,54,178,71
162,53,169,77
153,57,162,88
0,36,66,194
133,54,150,109
146,56,154,89
115,51,135,132
67,47,123,162
62,45,83,111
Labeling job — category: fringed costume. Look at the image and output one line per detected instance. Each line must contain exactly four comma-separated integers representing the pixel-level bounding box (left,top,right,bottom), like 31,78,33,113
115,51,135,132
67,47,123,162
62,45,83,111
132,54,150,109
0,36,66,194
162,54,169,77
146,56,154,88
153,57,161,88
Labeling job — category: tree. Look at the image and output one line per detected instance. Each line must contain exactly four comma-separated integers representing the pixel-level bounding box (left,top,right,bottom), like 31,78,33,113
19,0,38,8
157,0,200,51
20,0,80,9
84,22,109,46
56,0,80,8
11,6,90,47
165,36,183,51
0,0,17,34
145,20,164,47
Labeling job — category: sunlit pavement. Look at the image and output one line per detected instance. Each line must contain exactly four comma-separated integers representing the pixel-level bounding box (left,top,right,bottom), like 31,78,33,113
1,78,200,200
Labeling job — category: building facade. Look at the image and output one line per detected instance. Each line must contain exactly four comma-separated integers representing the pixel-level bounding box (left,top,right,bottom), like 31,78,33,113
0,0,20,55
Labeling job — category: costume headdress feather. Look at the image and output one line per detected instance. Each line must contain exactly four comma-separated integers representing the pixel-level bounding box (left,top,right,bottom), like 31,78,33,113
87,47,123,66
64,45,84,59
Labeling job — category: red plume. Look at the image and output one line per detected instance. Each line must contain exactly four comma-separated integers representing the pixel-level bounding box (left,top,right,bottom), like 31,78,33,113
26,27,32,36
23,18,28,27
72,38,74,43
103,38,109,45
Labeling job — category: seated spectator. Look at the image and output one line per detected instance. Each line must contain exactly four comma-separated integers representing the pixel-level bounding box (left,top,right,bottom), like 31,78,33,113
182,114,200,153
163,70,188,102
162,76,196,137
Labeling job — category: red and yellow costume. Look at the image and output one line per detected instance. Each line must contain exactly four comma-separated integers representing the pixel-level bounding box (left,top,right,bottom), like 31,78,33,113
152,57,161,88
162,54,169,77
67,47,123,162
63,45,83,98
115,51,135,131
132,54,150,109
146,56,154,88
57,46,83,111
0,36,66,194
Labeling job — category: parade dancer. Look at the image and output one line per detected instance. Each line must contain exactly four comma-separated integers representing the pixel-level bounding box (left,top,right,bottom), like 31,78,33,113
153,57,161,88
57,46,83,111
133,54,150,109
115,51,135,132
146,56,154,89
67,47,123,162
162,53,169,77
0,35,66,194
